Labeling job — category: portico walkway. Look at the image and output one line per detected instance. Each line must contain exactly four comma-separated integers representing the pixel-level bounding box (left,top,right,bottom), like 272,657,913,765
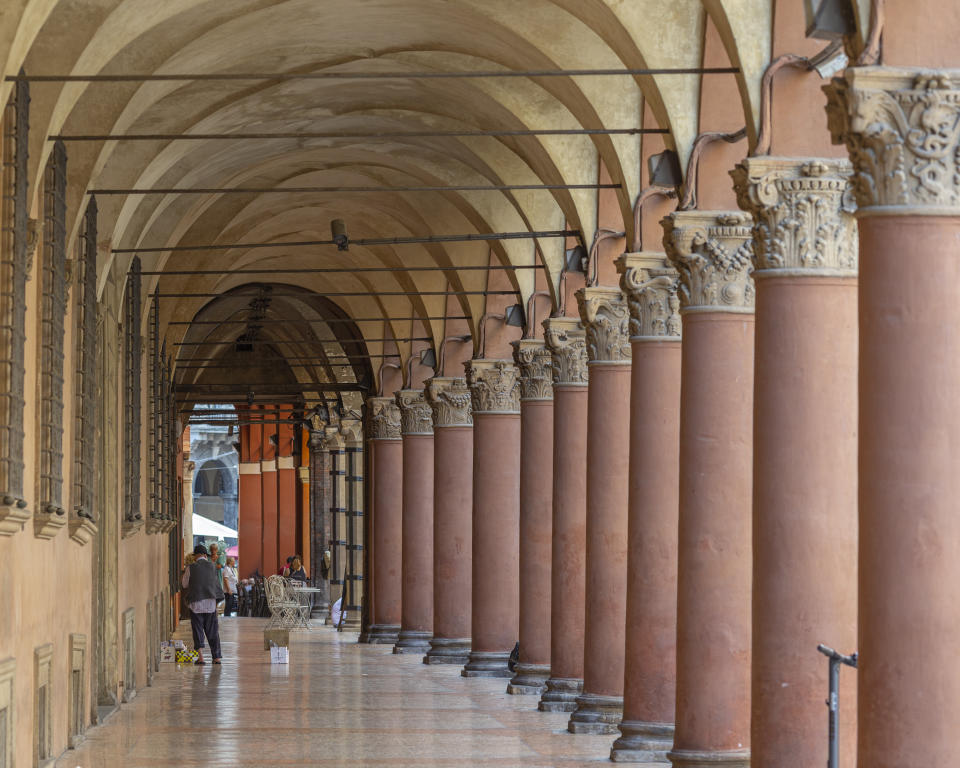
60,618,647,767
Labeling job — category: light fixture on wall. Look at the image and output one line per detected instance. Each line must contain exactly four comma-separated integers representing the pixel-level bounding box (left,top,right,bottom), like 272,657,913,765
648,149,683,188
565,245,587,274
503,303,525,328
804,0,856,40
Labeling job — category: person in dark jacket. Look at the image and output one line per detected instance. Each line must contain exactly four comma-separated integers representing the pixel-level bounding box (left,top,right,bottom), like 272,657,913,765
181,543,225,664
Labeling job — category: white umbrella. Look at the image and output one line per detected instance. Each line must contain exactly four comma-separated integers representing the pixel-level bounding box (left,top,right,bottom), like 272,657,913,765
192,513,238,539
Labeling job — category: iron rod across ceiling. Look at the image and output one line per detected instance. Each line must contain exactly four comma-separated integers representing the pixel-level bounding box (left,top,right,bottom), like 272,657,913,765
142,265,543,276
167,316,470,325
115,229,578,254
156,289,517,298
52,128,667,142
10,67,738,83
177,383,368,391
179,355,394,362
90,183,621,195
174,338,428,346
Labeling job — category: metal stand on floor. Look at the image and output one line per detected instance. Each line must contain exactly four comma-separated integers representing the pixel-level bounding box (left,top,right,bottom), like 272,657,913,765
816,643,858,768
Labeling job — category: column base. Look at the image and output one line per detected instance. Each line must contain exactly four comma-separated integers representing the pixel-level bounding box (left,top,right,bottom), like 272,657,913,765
423,637,471,665
461,650,512,678
309,601,330,620
538,677,583,712
611,720,675,763
393,629,432,654
362,624,400,644
567,692,624,734
667,749,750,768
507,662,550,695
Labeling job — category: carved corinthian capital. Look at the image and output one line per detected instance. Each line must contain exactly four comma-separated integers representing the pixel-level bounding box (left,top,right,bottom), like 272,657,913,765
824,67,960,212
575,287,631,364
367,397,401,440
616,252,681,339
542,317,588,386
395,389,433,435
511,340,553,401
731,157,858,276
425,377,472,427
662,211,755,313
463,359,521,414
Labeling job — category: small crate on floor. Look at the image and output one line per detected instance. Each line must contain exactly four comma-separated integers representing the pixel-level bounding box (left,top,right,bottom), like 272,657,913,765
176,649,199,664
270,645,289,664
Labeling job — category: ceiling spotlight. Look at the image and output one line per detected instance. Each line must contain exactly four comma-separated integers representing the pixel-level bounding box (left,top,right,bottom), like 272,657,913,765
331,219,349,251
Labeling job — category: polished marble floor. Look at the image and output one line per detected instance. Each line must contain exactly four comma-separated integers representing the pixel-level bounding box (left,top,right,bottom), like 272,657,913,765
59,618,657,767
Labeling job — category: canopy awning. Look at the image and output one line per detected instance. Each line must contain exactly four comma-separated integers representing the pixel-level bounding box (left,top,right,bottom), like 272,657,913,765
192,513,238,539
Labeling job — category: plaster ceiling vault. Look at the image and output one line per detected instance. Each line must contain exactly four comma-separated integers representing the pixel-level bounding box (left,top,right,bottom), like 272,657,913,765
0,0,874,399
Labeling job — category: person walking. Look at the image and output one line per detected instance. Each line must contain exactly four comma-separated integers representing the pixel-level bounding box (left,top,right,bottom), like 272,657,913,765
181,544,224,664
222,556,239,617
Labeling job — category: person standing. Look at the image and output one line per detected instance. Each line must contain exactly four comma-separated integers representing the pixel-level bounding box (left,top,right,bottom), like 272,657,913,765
222,556,239,617
209,542,227,587
181,544,224,664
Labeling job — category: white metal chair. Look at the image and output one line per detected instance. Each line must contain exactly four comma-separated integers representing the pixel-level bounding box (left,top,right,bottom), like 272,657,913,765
264,575,300,629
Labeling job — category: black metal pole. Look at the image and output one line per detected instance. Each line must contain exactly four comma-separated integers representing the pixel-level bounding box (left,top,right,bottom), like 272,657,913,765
817,643,858,768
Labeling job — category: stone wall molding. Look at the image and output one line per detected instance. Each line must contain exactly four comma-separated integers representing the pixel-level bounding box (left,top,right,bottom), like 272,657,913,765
731,156,858,277
616,252,682,340
662,211,756,314
542,317,588,386
395,389,433,435
511,340,554,401
464,359,521,414
575,287,631,364
425,377,473,427
824,67,960,214
367,397,401,440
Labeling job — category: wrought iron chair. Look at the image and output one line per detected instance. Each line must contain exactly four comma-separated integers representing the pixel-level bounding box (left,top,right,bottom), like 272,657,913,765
264,575,300,629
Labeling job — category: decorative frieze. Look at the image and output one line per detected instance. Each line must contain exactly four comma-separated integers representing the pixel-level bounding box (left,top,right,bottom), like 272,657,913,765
616,252,681,339
425,377,473,427
575,287,632,364
464,359,521,414
662,211,755,313
511,340,553,401
731,157,858,276
395,389,433,435
542,317,588,386
367,397,401,440
824,67,960,212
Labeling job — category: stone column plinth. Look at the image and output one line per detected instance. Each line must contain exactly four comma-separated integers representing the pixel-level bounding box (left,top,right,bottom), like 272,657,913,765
423,377,473,665
539,318,589,712
462,359,521,678
825,67,960,768
567,287,631,735
507,340,554,695
365,399,403,643
610,253,682,763
393,390,434,654
731,156,858,768
662,210,755,768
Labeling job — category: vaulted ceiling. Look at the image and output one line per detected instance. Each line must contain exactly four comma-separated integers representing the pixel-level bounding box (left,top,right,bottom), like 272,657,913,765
1,0,873,398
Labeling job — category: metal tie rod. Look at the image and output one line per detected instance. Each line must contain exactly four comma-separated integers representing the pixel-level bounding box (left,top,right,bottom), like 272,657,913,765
174,337,429,346
52,128,666,142
155,289,517,298
142,264,543,276
90,183,621,195
11,67,738,83
115,229,578,254
166,316,469,325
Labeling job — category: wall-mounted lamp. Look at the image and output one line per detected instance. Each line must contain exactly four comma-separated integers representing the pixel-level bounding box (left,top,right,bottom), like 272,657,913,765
331,218,349,251
267,434,278,447
648,149,683,188
565,245,587,274
804,0,856,41
419,348,437,369
503,303,525,328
